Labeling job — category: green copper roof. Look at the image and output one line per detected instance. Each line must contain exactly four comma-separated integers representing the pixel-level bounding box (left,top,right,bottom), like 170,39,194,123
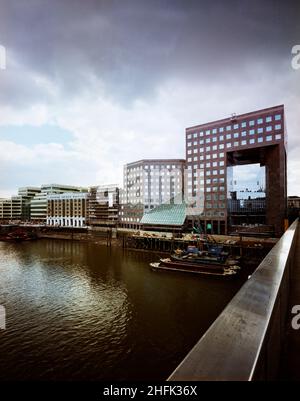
140,198,186,226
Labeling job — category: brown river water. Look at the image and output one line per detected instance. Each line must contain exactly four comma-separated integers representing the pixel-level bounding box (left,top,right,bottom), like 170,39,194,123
0,239,250,380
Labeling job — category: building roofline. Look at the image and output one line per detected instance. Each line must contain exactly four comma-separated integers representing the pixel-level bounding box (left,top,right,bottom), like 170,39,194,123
125,159,186,167
186,105,284,132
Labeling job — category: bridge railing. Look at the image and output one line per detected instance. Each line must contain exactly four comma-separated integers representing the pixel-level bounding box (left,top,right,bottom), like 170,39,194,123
168,219,299,381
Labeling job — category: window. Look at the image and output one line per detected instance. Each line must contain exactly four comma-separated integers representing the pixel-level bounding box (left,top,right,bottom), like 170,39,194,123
241,131,247,137
187,134,192,139
219,127,224,132
200,131,204,137
249,129,255,135
187,142,192,147
193,133,198,138
249,120,255,126
187,150,192,155
266,135,272,141
234,132,239,138
199,139,204,144
266,116,272,122
200,147,204,153
226,133,231,139
234,141,239,146
212,128,217,134
212,145,217,150
275,124,281,130
219,144,224,149
257,127,263,134
226,125,231,131
258,137,263,143
219,135,224,141
219,161,224,166
241,122,247,128
212,153,218,159
206,162,211,168
266,126,272,132
219,152,224,157
226,143,232,148
233,124,239,129
257,118,263,124
206,154,211,160
206,138,211,143
219,169,225,174
249,138,255,144
212,137,217,143
275,114,282,120
241,140,247,145
206,146,211,152
275,134,282,140
213,170,218,175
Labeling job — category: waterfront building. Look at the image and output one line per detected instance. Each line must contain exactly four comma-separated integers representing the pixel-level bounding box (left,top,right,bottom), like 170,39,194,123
185,105,287,236
0,198,18,221
0,187,41,222
288,196,300,223
31,184,88,223
87,185,119,227
46,192,88,227
119,159,186,229
17,187,41,220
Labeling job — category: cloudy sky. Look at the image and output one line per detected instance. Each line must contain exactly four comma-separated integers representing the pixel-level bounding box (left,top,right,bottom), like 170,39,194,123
0,0,299,197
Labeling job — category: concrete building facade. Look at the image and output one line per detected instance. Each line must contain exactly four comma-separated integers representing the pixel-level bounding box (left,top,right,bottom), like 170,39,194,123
119,159,185,228
87,185,119,227
31,184,88,223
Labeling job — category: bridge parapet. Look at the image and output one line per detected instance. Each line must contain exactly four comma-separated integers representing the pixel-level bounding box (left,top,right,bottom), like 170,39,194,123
168,219,299,381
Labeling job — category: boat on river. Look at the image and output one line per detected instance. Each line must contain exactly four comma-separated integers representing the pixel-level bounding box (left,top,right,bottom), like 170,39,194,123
0,230,37,242
150,244,240,277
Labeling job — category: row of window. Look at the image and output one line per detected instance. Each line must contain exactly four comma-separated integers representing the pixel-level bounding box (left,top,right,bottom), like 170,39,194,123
187,125,282,146
188,185,225,193
187,134,282,161
186,114,282,139
188,177,226,186
206,203,226,209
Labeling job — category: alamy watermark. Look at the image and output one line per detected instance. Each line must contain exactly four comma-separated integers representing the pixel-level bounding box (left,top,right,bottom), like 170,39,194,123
291,305,300,330
0,44,6,70
0,305,6,330
291,45,300,70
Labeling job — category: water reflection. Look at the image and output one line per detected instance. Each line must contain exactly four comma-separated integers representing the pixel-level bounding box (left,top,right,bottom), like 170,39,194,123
0,240,244,380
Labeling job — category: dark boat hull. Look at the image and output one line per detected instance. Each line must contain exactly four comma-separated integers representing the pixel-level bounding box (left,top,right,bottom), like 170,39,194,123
170,254,226,266
150,261,237,277
162,258,226,272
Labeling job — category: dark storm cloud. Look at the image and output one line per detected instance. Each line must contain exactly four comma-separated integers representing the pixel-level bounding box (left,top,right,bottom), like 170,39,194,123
0,0,299,106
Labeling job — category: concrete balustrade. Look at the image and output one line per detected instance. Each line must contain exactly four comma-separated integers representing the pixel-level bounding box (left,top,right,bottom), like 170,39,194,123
168,219,299,381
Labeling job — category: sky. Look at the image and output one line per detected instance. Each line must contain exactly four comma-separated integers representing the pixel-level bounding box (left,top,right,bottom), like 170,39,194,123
0,0,299,198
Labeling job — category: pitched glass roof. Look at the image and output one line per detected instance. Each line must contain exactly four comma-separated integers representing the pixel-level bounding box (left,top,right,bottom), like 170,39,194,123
140,198,186,226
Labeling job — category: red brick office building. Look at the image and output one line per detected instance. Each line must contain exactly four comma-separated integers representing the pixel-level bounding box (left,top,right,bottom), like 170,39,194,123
185,105,287,236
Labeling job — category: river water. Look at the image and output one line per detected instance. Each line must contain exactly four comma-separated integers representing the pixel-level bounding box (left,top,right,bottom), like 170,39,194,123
0,239,247,380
